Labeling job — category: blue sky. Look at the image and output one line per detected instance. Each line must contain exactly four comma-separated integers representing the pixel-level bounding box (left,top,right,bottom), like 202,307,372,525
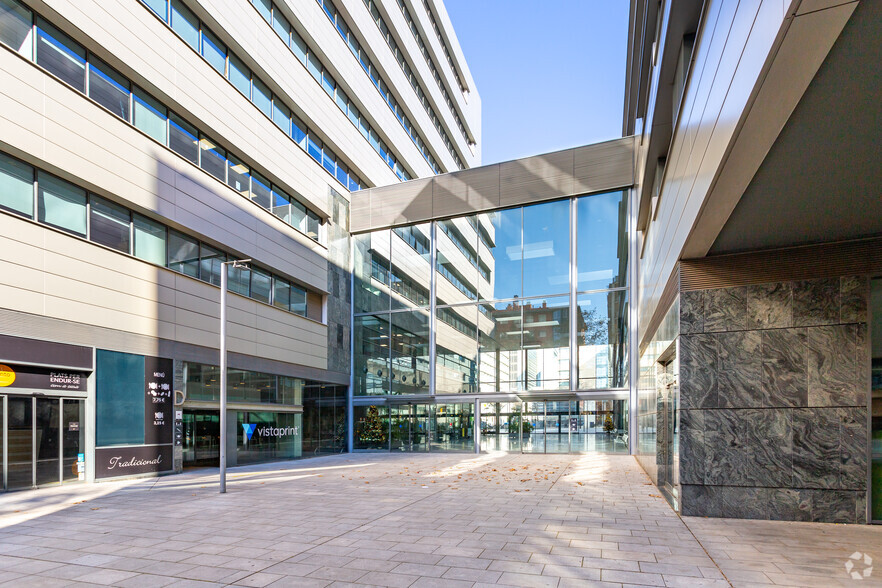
444,0,630,165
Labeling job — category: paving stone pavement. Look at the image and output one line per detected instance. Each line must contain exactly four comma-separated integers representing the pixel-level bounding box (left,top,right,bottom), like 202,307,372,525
0,452,879,587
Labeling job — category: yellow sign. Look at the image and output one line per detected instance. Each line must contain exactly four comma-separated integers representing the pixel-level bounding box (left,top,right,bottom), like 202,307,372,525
0,364,14,387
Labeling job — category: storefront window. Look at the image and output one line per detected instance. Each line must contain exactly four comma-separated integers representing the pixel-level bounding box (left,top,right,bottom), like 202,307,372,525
236,411,301,464
96,350,144,446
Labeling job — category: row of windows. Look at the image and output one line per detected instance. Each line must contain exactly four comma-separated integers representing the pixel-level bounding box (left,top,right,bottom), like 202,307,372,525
438,220,490,282
417,0,466,94
389,0,470,144
317,0,464,171
370,255,430,308
139,0,388,188
0,151,321,320
358,0,466,169
305,0,445,176
242,0,418,182
0,0,325,242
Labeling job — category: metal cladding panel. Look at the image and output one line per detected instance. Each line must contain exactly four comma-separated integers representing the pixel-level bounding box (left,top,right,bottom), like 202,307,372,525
499,149,575,207
370,178,434,228
573,139,635,195
350,137,636,232
680,238,882,291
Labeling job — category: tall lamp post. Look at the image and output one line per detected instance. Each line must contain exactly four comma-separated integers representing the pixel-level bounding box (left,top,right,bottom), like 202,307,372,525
219,258,250,494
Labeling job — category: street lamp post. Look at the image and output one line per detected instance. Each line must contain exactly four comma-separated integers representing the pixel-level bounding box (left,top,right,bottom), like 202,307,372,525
219,258,250,494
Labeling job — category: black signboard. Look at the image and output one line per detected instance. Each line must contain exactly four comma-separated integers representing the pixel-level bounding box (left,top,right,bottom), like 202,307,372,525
95,445,173,479
0,363,88,392
144,357,174,445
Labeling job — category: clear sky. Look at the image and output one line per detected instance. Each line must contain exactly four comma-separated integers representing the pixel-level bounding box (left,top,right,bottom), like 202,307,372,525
444,0,630,165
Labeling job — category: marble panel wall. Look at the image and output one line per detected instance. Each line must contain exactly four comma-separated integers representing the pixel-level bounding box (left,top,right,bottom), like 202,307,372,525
678,276,869,523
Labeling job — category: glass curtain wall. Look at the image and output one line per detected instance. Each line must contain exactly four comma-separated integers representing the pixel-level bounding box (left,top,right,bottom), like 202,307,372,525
353,191,629,396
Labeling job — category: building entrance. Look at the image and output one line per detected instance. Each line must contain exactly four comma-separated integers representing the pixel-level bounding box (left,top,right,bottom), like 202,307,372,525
480,400,628,454
1,395,85,491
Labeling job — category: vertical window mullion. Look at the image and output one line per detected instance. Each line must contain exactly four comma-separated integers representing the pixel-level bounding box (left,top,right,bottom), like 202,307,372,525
85,194,91,241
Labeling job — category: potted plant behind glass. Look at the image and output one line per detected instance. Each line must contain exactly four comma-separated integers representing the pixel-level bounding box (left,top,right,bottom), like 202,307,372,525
603,414,615,436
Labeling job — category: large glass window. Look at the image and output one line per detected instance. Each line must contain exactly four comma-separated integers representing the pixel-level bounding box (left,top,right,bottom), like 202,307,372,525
0,0,33,58
271,7,289,42
35,19,85,92
354,231,390,314
251,267,272,304
523,296,570,390
167,229,199,277
170,0,199,51
199,136,226,182
273,277,290,311
96,350,145,446
227,155,250,197
89,195,130,253
37,172,86,236
391,310,430,395
133,88,167,144
479,301,523,393
133,213,166,265
251,172,272,210
354,314,390,395
200,29,226,75
436,304,478,395
228,263,251,296
577,290,628,389
169,114,198,164
523,200,570,297
228,54,251,97
88,58,130,120
0,152,34,217
253,79,272,118
577,191,628,291
479,207,521,301
199,244,225,286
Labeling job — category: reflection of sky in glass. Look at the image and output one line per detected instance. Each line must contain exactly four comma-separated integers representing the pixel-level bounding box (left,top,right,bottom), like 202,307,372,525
577,191,627,291
482,208,521,300
524,200,570,297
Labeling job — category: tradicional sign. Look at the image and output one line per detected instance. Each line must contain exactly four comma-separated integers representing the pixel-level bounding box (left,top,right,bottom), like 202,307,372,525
0,363,88,392
95,445,173,479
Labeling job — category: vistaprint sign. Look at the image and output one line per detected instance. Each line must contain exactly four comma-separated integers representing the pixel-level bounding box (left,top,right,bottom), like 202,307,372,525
242,423,299,443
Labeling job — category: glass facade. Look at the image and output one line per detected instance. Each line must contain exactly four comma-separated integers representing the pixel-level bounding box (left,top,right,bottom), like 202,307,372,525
354,191,629,396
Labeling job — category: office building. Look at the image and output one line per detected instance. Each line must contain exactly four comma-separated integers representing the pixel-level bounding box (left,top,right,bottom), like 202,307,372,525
0,0,479,487
1,0,879,527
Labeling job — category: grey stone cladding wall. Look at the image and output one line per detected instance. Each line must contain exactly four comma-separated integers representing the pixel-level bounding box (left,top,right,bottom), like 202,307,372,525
678,277,868,523
326,188,351,376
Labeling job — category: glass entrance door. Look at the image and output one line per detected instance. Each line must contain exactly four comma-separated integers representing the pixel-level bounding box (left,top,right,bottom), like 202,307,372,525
2,395,85,491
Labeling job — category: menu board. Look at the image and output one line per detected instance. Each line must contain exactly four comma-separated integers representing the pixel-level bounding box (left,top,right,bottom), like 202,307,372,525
144,356,174,445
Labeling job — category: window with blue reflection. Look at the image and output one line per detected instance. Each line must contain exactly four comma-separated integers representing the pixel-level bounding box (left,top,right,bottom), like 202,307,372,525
0,152,34,218
169,114,198,164
271,187,292,223
252,78,272,117
272,6,289,41
133,88,167,144
35,19,85,92
88,58,130,120
254,0,271,22
322,146,337,175
348,176,360,191
228,54,251,97
290,285,306,315
291,115,307,147
479,207,521,301
321,70,335,97
335,161,348,186
171,0,199,51
347,101,359,127
199,137,226,182
142,0,168,20
523,199,570,298
272,100,290,134
576,190,628,291
335,86,348,115
251,172,272,209
37,172,86,237
307,135,322,163
201,29,226,75
307,52,321,82
290,28,307,64
227,155,250,197
577,290,628,389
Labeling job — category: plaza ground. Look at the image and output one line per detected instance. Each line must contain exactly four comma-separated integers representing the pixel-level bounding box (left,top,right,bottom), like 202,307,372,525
0,453,879,587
